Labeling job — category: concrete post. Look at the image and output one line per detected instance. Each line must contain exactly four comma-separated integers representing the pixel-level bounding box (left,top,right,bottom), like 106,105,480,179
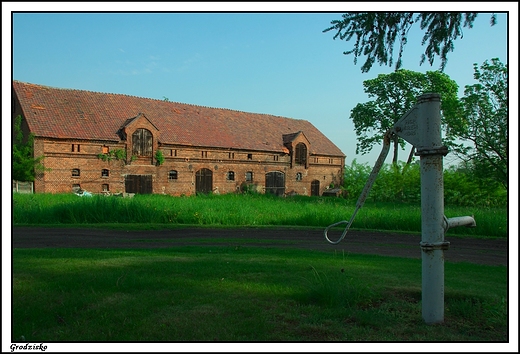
415,93,449,324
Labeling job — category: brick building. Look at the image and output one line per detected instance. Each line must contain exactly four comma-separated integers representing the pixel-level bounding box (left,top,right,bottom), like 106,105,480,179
12,81,345,196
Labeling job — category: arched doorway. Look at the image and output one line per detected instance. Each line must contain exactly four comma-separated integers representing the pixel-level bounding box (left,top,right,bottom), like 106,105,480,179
196,168,213,194
265,171,285,196
311,180,320,196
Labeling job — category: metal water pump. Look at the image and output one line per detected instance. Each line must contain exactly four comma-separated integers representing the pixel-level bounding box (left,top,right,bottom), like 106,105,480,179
325,93,476,324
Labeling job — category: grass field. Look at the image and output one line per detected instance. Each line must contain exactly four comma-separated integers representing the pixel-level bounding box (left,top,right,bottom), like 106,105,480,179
12,245,507,342
12,193,507,237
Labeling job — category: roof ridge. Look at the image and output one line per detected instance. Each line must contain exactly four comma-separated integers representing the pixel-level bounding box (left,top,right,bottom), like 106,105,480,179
13,80,303,121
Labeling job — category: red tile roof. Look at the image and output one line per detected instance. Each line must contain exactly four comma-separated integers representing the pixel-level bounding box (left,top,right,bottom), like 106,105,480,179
13,81,344,156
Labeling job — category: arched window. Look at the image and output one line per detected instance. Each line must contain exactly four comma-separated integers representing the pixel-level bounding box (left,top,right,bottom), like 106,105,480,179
227,171,235,181
296,172,303,181
132,128,153,156
295,143,307,166
168,170,178,181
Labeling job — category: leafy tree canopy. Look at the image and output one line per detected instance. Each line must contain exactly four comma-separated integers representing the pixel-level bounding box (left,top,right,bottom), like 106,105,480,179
324,12,497,72
350,69,461,164
454,58,508,189
12,115,45,182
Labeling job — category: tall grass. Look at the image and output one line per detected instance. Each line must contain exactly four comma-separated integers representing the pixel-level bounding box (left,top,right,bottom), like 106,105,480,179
12,193,507,237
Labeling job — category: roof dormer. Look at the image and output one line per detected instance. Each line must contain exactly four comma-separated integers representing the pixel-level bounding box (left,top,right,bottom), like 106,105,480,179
282,131,310,169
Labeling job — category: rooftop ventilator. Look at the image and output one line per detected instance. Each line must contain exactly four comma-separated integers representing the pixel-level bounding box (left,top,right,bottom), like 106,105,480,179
324,93,476,324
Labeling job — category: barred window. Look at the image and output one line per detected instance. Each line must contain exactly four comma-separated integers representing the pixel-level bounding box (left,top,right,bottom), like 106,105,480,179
168,170,178,181
245,171,253,182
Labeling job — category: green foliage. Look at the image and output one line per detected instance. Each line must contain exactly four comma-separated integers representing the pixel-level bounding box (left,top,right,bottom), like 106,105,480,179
443,165,507,207
350,69,462,163
154,150,165,165
324,12,495,72
454,58,508,189
12,115,45,182
97,148,127,163
342,159,506,208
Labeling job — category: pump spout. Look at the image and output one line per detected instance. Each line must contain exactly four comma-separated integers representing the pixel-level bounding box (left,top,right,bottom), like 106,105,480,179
443,215,476,231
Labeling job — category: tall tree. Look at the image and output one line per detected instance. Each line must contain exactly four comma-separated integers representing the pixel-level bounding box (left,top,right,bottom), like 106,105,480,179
350,69,461,164
454,58,508,189
324,13,497,72
12,115,45,182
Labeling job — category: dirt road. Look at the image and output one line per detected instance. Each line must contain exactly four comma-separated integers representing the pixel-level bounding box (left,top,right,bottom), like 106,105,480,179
12,227,507,266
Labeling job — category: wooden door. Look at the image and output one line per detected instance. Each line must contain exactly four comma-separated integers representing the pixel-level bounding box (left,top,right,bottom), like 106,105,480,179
195,168,213,194
311,180,320,196
125,175,152,194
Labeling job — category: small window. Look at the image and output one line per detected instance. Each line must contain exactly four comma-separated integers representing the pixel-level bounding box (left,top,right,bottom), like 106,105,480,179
171,149,177,157
273,155,279,161
245,171,253,182
72,184,81,192
247,154,253,160
227,171,235,181
229,152,235,159
101,169,109,177
71,144,80,152
102,146,109,154
168,170,178,181
102,184,109,192
296,172,303,181
201,151,208,158
72,168,80,177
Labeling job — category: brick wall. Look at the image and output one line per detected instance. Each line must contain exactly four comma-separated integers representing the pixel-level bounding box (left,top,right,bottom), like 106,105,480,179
32,103,345,198
35,138,343,196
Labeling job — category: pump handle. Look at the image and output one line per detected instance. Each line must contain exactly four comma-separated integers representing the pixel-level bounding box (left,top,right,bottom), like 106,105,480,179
324,129,394,244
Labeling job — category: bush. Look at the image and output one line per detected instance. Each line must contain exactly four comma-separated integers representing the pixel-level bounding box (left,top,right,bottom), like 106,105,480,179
342,160,506,207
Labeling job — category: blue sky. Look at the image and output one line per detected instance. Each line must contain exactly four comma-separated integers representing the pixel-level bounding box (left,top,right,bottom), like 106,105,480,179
6,4,514,167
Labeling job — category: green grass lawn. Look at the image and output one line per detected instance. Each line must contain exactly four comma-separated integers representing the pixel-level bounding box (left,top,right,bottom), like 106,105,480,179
12,245,507,342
